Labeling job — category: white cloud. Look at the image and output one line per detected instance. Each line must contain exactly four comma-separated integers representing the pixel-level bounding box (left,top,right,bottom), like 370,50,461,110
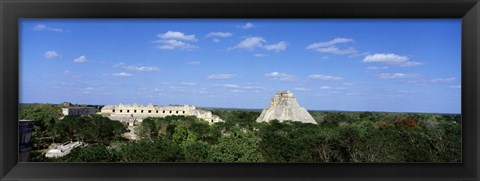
343,83,355,86
84,87,98,91
155,31,197,50
398,90,416,94
158,31,197,41
186,61,200,65
308,74,344,81
216,83,261,90
78,86,106,95
230,36,265,51
319,86,332,90
242,85,261,89
63,70,82,78
33,24,47,31
404,79,428,85
207,32,232,43
239,22,255,29
363,53,423,67
33,24,66,32
400,61,423,67
306,38,357,55
112,72,132,77
294,88,312,91
180,82,197,86
222,84,241,88
44,51,60,59
264,72,294,81
431,77,456,83
231,89,245,93
449,85,461,89
376,73,419,79
363,53,408,63
263,41,288,52
123,65,160,72
254,53,267,57
366,66,389,70
207,32,232,38
314,46,357,55
113,62,126,67
136,87,166,97
114,63,159,72
73,56,87,63
306,38,354,49
230,37,287,52
207,74,237,79
156,39,196,50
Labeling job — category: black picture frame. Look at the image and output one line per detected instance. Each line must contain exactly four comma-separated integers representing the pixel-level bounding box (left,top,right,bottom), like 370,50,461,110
1,0,479,180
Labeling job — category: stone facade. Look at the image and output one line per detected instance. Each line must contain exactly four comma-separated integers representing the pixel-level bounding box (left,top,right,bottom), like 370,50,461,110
256,90,317,124
19,119,34,162
62,107,97,116
100,103,223,125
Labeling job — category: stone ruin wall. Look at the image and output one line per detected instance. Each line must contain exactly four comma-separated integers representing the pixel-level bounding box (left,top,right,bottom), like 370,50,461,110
62,107,97,116
269,91,297,106
100,103,223,125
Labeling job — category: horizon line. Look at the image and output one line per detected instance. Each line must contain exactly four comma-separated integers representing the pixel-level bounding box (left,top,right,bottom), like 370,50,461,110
19,102,461,115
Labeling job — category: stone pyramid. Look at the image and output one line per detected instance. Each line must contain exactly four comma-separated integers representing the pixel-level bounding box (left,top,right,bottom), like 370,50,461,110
256,90,317,124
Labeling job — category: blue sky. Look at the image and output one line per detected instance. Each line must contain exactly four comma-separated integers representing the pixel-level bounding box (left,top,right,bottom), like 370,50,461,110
20,19,461,113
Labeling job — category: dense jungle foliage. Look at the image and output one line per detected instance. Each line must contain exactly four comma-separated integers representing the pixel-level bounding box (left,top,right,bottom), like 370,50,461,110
20,104,461,162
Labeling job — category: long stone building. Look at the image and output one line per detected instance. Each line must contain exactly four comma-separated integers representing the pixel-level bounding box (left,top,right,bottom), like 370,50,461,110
100,103,223,125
